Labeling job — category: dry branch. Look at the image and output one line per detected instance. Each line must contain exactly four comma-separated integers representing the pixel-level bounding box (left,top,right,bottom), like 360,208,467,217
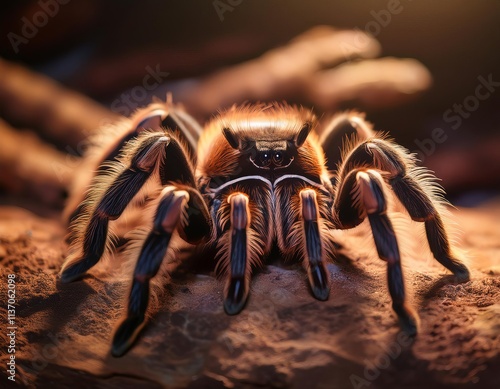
0,119,78,206
0,59,118,151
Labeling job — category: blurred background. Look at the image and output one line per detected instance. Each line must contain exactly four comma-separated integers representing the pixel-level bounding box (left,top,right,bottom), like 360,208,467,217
1,0,499,210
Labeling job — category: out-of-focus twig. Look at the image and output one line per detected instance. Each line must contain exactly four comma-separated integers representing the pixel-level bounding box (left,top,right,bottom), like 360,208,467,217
179,26,381,117
178,26,431,118
0,119,77,206
307,57,432,110
0,26,434,209
0,59,118,151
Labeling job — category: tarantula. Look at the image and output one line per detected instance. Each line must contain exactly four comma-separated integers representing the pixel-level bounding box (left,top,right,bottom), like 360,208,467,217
60,101,470,357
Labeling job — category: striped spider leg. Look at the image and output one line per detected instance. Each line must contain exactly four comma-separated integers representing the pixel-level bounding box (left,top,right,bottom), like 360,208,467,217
61,104,210,356
321,112,470,333
61,103,470,356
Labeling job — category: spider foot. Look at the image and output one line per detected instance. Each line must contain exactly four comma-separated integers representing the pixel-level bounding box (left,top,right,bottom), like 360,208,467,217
111,315,146,357
450,262,470,283
61,213,110,283
224,277,248,315
60,262,90,283
309,263,330,301
394,304,418,337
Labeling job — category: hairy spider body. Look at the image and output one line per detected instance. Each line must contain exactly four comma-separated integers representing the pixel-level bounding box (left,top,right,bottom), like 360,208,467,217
60,101,469,357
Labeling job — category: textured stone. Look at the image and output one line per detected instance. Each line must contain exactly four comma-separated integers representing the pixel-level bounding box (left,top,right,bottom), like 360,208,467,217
0,201,499,388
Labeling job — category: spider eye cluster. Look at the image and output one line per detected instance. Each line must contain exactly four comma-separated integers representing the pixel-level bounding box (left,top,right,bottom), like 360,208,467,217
253,148,291,169
259,151,272,167
258,151,284,167
273,151,284,165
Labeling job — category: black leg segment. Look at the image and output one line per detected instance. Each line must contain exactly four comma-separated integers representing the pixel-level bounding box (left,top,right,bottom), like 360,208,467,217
339,136,470,282
334,169,365,229
390,175,470,282
356,170,418,335
425,214,470,281
61,134,169,283
161,106,202,156
179,186,211,244
300,189,330,301
320,113,375,173
66,110,165,225
112,187,188,357
61,215,109,282
224,193,251,315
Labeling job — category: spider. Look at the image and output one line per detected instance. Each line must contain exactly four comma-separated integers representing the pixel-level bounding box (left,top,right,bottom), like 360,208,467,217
60,101,470,357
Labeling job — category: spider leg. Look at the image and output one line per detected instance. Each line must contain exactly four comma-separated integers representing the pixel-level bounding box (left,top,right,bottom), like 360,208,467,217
390,175,470,281
223,193,252,314
96,103,200,169
212,180,271,315
275,182,332,301
66,104,200,225
61,125,208,283
338,137,470,282
300,189,330,300
319,111,375,173
337,168,418,335
64,118,210,354
61,133,169,282
65,112,157,226
111,186,190,357
160,105,202,155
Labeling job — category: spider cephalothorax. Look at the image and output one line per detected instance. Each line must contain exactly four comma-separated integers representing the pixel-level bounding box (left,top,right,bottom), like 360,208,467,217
60,101,470,356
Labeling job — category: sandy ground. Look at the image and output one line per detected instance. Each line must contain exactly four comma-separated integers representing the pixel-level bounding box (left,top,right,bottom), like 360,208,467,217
0,199,499,389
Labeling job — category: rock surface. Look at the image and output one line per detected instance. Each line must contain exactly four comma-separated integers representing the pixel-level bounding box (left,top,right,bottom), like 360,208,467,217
0,201,499,388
